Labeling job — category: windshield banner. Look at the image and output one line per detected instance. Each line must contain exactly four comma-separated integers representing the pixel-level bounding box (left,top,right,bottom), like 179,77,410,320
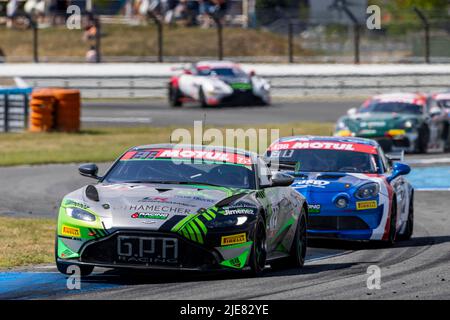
121,149,253,165
268,141,377,154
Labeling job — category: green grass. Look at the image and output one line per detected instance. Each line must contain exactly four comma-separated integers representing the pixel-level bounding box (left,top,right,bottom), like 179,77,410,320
0,217,56,269
0,122,334,166
0,24,308,60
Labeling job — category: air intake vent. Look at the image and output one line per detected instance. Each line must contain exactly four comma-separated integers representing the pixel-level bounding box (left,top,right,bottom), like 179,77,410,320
86,185,99,202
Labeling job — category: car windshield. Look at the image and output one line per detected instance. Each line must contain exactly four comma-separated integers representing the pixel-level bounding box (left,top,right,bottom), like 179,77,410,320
266,149,381,173
104,149,256,189
197,67,246,77
359,101,423,115
436,99,450,109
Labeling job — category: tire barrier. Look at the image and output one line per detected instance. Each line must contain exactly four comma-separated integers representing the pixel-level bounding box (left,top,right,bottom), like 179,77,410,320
29,88,81,132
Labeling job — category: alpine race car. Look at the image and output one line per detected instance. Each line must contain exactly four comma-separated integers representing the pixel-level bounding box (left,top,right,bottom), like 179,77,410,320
264,136,413,244
430,92,450,131
335,92,450,153
168,61,271,107
55,144,307,276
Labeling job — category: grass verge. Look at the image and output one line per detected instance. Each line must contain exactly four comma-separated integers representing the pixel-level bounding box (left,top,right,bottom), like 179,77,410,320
0,122,333,167
1,24,308,60
0,217,55,269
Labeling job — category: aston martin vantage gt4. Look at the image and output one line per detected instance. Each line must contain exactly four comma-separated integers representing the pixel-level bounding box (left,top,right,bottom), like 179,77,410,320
56,145,307,276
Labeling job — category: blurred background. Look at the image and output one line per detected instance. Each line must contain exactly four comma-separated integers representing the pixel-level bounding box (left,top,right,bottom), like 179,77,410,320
0,0,449,64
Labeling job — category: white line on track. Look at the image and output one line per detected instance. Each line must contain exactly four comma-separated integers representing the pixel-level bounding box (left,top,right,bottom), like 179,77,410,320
82,117,152,123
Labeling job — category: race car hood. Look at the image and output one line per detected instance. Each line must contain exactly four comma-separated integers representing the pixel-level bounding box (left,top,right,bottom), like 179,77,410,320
66,183,248,231
341,112,421,136
290,172,378,202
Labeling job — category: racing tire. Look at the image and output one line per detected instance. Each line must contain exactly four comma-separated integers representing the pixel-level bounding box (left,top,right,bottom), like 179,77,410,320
55,236,94,277
198,87,209,108
443,122,450,152
399,194,414,241
415,126,429,154
168,85,183,107
249,218,267,277
384,199,398,247
271,207,307,270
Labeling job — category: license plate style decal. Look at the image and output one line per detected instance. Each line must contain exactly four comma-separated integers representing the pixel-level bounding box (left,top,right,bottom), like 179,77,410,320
116,236,179,265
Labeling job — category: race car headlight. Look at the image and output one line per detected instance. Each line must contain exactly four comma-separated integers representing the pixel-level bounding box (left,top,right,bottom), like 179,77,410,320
355,183,380,199
403,120,414,128
205,215,248,228
336,121,348,130
66,207,96,222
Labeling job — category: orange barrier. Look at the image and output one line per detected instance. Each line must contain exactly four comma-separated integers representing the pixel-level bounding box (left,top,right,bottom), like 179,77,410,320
29,88,81,132
29,89,56,132
53,89,81,132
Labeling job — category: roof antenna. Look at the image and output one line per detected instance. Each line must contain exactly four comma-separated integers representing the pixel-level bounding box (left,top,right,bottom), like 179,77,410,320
291,128,294,136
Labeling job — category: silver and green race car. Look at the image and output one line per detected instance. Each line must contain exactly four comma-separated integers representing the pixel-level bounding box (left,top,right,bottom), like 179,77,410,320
55,144,308,276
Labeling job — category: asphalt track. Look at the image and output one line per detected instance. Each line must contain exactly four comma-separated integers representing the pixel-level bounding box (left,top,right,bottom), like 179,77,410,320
0,160,449,299
81,99,358,127
0,99,449,300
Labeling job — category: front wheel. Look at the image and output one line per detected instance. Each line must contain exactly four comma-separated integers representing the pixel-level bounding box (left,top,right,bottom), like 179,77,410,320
168,85,183,107
384,200,398,246
249,219,267,276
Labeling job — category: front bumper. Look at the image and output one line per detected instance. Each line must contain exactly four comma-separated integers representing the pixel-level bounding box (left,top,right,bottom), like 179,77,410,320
307,206,384,241
57,229,253,271
358,133,418,153
209,90,266,106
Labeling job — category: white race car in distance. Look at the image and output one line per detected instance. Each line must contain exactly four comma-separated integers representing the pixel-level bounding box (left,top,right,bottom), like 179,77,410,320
168,61,271,107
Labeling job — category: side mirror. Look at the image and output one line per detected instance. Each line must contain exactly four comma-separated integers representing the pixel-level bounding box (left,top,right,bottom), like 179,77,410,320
347,108,357,116
79,163,100,179
271,172,295,187
387,162,411,183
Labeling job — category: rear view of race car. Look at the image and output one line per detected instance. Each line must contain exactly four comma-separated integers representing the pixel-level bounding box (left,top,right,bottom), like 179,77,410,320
168,61,271,107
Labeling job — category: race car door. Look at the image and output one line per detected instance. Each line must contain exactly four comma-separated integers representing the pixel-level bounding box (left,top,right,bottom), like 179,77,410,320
381,149,410,228
256,158,294,256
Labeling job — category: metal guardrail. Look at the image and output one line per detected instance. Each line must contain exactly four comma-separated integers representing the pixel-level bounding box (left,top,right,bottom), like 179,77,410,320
22,73,450,98
0,89,31,132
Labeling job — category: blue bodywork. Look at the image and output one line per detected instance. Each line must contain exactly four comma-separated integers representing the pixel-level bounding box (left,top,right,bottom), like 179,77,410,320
267,136,388,241
290,172,383,240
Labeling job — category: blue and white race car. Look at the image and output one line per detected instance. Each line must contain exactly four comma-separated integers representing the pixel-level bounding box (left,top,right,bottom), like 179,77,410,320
265,136,414,244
